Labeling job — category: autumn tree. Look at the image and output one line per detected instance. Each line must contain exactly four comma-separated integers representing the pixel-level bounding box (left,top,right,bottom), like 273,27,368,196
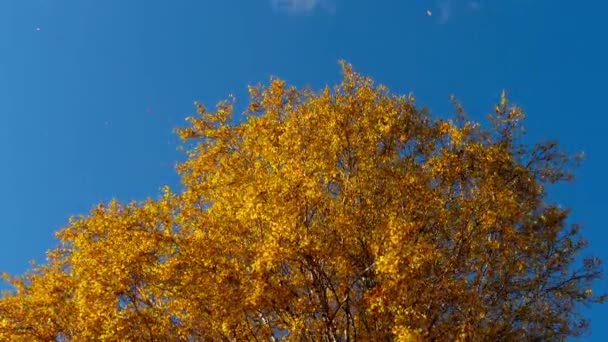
1,63,604,341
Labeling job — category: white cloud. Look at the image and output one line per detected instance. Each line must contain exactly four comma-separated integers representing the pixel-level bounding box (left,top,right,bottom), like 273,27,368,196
437,0,452,24
468,1,481,11
270,0,334,14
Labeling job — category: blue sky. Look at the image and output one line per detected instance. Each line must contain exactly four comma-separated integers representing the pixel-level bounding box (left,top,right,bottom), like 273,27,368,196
1,0,606,338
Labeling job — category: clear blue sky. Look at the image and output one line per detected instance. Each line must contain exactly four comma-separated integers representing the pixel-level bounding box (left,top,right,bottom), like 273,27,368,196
1,0,606,338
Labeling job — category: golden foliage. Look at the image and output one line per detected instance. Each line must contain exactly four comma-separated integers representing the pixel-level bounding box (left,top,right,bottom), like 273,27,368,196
1,62,604,340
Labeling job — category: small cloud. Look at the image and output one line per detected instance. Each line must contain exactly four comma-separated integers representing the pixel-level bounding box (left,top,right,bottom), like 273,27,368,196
437,0,452,24
468,1,481,11
428,0,480,24
271,0,334,14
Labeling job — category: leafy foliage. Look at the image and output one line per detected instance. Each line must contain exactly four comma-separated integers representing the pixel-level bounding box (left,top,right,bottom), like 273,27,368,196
1,63,604,341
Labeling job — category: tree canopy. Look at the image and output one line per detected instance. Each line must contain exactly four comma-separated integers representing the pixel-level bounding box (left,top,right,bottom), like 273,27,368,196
1,63,604,341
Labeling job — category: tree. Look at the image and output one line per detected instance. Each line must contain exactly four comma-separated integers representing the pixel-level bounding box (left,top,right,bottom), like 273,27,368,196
0,63,604,341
